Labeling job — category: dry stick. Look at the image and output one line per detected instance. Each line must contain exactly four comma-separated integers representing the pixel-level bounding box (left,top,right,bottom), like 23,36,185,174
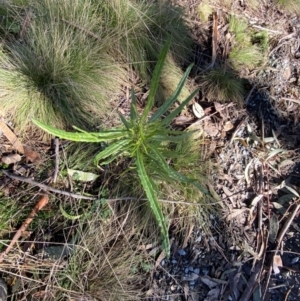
0,195,49,263
2,171,220,205
53,138,60,183
2,170,96,200
282,97,300,104
205,11,218,70
251,25,283,34
276,201,300,247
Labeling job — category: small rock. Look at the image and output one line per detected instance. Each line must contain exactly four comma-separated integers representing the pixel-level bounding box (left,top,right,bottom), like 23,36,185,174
178,249,186,256
194,268,200,274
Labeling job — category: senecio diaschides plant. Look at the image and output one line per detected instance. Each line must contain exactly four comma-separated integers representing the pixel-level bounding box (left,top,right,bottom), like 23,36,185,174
33,39,208,257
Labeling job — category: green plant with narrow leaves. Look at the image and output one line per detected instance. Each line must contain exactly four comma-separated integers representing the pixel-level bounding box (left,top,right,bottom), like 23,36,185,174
33,40,207,257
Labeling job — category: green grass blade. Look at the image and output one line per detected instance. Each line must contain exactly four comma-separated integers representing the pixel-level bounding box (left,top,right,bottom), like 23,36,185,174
33,119,126,142
162,88,200,126
94,139,130,165
141,38,171,123
136,150,170,257
149,64,194,123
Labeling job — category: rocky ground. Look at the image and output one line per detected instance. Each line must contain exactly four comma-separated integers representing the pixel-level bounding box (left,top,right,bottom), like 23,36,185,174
145,0,300,300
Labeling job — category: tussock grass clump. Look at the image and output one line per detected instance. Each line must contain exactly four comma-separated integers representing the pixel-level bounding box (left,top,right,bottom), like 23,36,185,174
229,45,262,70
201,64,246,103
197,1,213,22
275,0,300,14
0,0,193,134
228,15,264,71
229,15,251,46
96,0,192,81
157,54,193,105
252,31,269,52
0,0,126,132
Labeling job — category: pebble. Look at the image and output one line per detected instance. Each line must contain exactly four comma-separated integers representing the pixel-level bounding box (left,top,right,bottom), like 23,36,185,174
178,249,186,256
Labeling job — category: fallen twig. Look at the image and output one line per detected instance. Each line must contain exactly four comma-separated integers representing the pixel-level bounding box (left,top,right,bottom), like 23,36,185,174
205,11,218,70
276,201,300,248
2,170,221,205
0,195,49,263
2,170,97,200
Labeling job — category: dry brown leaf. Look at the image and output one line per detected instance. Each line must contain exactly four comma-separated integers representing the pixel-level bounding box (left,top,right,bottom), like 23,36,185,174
0,120,24,154
273,254,283,274
24,145,40,163
1,154,22,164
222,186,233,197
155,250,166,268
226,208,249,222
173,115,194,125
214,102,227,119
223,121,234,132
204,121,219,137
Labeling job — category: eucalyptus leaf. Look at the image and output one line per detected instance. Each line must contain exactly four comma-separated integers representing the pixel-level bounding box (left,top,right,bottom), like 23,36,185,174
67,169,99,182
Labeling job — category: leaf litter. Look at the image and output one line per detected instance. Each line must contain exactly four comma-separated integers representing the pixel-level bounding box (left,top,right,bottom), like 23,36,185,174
1,0,300,300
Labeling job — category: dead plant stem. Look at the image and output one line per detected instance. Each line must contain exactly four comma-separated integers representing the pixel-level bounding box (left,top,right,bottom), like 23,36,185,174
0,195,49,263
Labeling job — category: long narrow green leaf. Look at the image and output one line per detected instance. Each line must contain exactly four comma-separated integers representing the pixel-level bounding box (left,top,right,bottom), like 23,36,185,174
162,88,200,126
130,88,139,121
149,64,194,123
118,112,131,130
141,38,171,123
136,151,170,257
148,145,208,194
33,119,126,142
94,139,130,165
